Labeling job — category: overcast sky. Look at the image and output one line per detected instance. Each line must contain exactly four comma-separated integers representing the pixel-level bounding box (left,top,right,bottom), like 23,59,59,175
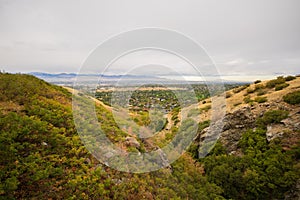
0,0,299,77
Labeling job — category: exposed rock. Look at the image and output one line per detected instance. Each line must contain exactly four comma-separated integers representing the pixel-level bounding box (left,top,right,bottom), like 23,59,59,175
84,158,91,164
41,141,48,146
104,151,115,159
200,127,210,140
112,178,123,184
281,108,300,131
219,107,256,152
125,136,140,148
266,125,285,141
95,164,103,171
281,118,293,127
157,148,171,168
197,106,257,153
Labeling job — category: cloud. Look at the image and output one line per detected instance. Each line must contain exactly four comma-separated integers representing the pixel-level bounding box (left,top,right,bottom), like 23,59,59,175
224,59,246,66
0,0,299,76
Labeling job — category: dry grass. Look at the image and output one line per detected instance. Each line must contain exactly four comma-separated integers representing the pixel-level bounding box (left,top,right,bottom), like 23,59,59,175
225,77,300,113
192,77,300,124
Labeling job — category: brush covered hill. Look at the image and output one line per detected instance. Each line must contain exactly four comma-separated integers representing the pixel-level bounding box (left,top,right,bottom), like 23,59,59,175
0,73,224,199
0,73,299,199
192,75,300,199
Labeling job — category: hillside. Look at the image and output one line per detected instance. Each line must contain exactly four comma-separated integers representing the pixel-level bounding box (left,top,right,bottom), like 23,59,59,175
192,76,300,199
196,76,300,152
0,73,223,199
0,73,299,199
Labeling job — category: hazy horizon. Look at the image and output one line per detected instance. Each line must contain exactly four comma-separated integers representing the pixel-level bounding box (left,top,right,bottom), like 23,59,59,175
13,70,292,83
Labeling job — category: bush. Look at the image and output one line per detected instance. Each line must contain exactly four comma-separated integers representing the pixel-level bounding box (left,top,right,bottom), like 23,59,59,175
200,105,211,112
243,96,253,104
204,127,300,200
275,83,289,91
254,96,267,103
257,109,289,127
246,88,255,94
238,128,267,152
266,76,286,88
256,89,266,96
225,92,232,98
233,102,242,107
285,75,296,81
283,90,300,105
254,84,265,91
254,80,261,84
233,84,249,93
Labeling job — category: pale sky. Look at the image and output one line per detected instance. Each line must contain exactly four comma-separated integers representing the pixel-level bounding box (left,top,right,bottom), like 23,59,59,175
0,0,299,76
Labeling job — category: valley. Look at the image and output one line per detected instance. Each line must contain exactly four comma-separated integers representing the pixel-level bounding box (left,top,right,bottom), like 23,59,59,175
0,73,299,199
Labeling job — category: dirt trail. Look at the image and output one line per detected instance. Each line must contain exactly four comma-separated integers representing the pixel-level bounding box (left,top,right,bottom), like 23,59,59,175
63,86,112,111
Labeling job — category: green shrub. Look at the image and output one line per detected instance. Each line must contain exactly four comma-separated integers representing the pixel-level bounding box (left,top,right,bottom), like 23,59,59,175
233,84,249,93
275,83,289,91
283,90,300,105
266,76,286,88
285,75,296,81
243,96,253,104
238,128,267,152
256,89,266,96
199,120,210,130
204,127,300,200
254,96,267,103
257,109,289,127
187,108,201,117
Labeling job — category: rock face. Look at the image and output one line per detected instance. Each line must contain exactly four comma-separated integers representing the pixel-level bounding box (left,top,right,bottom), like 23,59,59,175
198,106,256,154
220,106,256,153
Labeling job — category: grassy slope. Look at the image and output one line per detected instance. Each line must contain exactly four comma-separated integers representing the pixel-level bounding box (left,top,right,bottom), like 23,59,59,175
0,73,223,199
196,76,300,121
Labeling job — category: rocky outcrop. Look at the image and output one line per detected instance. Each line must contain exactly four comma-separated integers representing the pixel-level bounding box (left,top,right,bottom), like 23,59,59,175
283,107,300,131
198,106,256,153
198,103,300,154
220,106,256,153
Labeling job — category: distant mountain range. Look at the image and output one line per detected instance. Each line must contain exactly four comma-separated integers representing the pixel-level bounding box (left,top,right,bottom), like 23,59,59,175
29,72,77,78
29,72,156,79
28,72,174,86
